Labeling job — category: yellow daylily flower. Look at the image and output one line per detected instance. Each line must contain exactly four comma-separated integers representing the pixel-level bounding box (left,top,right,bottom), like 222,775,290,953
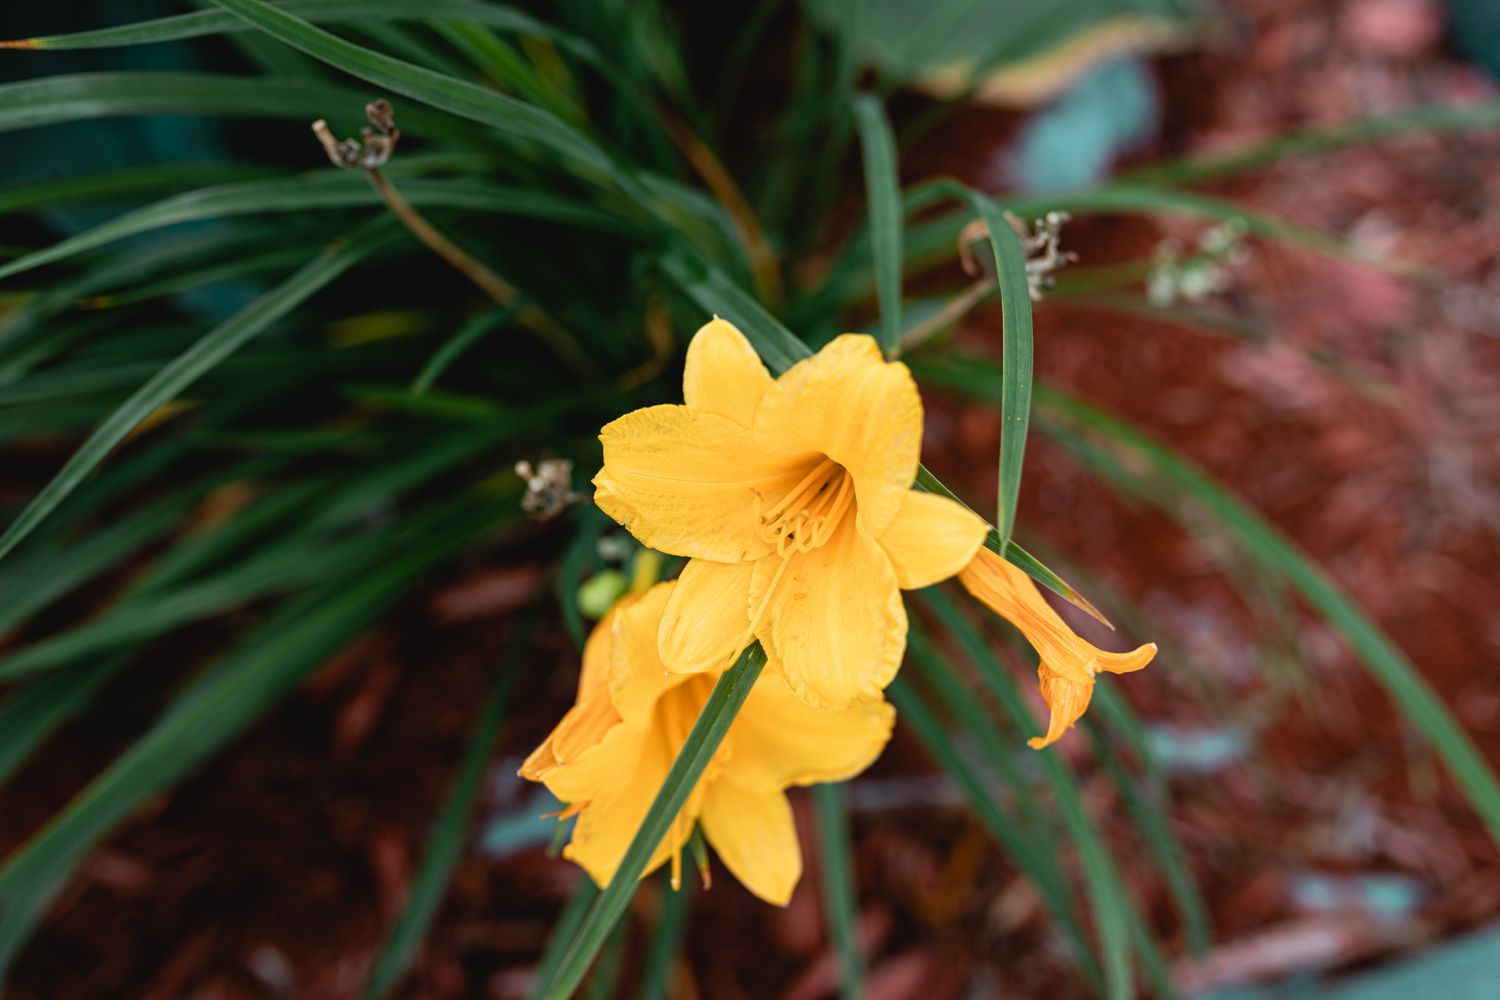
958,547,1156,748
521,581,895,905
594,318,988,708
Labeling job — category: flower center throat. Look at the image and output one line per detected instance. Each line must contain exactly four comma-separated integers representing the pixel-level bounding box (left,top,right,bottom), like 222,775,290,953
753,458,853,556
726,459,853,675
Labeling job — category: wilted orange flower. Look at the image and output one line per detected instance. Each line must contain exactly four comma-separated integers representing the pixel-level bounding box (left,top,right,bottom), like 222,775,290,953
958,547,1155,747
521,581,894,904
593,318,987,708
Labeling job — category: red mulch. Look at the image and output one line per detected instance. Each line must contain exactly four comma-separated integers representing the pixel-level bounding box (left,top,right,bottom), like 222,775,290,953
6,0,1500,997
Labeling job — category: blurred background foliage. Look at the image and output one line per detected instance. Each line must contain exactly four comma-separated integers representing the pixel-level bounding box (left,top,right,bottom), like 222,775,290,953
1,0,1499,997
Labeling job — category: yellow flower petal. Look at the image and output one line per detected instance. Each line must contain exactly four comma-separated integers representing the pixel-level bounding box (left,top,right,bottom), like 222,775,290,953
658,558,754,675
730,668,895,790
1028,668,1095,750
526,576,901,902
1029,639,1157,749
595,404,805,562
754,334,922,537
518,598,627,779
958,547,1155,747
753,517,908,709
876,489,989,590
545,654,721,888
700,778,801,905
609,582,700,724
547,720,690,887
682,317,772,428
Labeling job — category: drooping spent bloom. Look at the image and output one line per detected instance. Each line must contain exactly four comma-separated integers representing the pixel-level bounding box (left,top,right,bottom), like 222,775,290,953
958,547,1156,748
521,581,894,904
593,318,988,708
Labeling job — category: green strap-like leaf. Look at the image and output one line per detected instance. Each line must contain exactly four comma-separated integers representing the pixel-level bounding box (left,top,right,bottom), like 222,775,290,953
904,630,1046,847
927,182,1034,547
0,71,439,136
0,0,586,53
0,219,399,565
365,612,534,998
0,176,628,285
0,658,123,789
0,162,275,216
1085,716,1212,957
790,172,1037,547
538,643,767,1000
917,598,1139,999
906,612,1102,984
0,490,198,637
581,921,628,1000
0,550,321,681
430,20,583,123
0,478,483,680
637,875,693,1000
1121,102,1500,186
659,254,811,373
812,782,863,1000
411,305,523,394
204,0,613,176
851,94,903,357
530,880,599,1000
0,229,300,368
1035,387,1500,848
0,501,506,977
933,350,1500,850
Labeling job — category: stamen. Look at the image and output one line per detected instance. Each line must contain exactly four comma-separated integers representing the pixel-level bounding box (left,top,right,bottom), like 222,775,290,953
811,473,854,547
799,474,841,522
756,459,853,554
761,459,836,522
